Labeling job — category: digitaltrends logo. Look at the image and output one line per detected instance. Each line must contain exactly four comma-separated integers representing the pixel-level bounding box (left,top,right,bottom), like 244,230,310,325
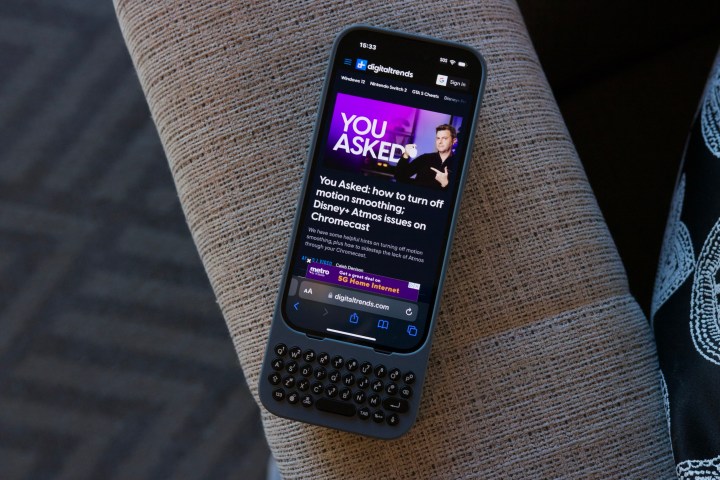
355,58,368,71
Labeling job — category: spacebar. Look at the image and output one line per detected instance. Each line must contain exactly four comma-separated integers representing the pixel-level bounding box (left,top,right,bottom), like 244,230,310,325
315,398,356,417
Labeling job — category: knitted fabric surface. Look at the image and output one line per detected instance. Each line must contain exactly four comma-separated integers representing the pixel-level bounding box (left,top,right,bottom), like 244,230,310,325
114,0,675,477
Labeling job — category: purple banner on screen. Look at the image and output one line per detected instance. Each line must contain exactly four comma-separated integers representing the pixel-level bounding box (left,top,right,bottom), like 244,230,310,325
324,92,462,173
305,262,419,302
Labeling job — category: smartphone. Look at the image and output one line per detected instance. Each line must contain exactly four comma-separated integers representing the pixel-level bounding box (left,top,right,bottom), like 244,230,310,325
258,25,486,439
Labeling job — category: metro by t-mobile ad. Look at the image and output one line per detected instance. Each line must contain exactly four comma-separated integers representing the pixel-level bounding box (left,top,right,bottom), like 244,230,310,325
286,83,469,348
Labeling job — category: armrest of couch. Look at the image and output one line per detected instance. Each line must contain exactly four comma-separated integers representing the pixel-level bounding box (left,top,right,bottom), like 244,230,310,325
114,0,674,477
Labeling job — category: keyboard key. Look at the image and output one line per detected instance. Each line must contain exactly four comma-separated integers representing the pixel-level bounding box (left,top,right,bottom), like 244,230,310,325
403,371,416,384
387,413,400,426
317,352,330,366
343,374,355,386
371,380,384,393
328,370,341,383
374,365,387,378
301,395,313,407
289,346,302,360
273,344,287,357
272,389,285,402
382,398,409,413
287,391,299,405
326,385,338,398
316,398,356,417
286,361,298,375
372,410,385,423
353,391,366,404
300,364,313,377
389,368,401,381
400,385,413,399
297,379,310,391
339,388,352,401
357,377,370,389
303,350,316,363
314,367,327,381
345,358,359,371
358,407,371,420
311,382,324,395
271,358,284,371
360,362,373,375
332,356,344,369
385,383,398,396
368,394,380,407
268,373,281,385
282,376,295,388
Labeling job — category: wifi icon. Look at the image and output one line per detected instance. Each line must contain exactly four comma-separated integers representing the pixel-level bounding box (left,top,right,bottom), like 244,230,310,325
449,59,456,66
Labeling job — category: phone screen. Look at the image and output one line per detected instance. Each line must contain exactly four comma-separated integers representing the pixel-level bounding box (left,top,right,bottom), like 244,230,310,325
281,27,485,353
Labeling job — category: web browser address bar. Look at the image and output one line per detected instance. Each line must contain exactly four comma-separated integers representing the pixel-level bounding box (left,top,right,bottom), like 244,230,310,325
297,279,417,321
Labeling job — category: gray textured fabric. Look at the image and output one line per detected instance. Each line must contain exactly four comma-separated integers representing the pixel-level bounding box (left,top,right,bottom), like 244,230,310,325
114,0,675,477
0,1,266,478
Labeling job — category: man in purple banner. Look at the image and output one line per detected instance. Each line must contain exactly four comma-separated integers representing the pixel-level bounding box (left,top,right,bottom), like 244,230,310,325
394,124,458,189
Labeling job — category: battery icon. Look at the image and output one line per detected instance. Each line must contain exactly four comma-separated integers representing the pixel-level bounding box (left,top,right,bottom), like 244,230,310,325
458,61,467,67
